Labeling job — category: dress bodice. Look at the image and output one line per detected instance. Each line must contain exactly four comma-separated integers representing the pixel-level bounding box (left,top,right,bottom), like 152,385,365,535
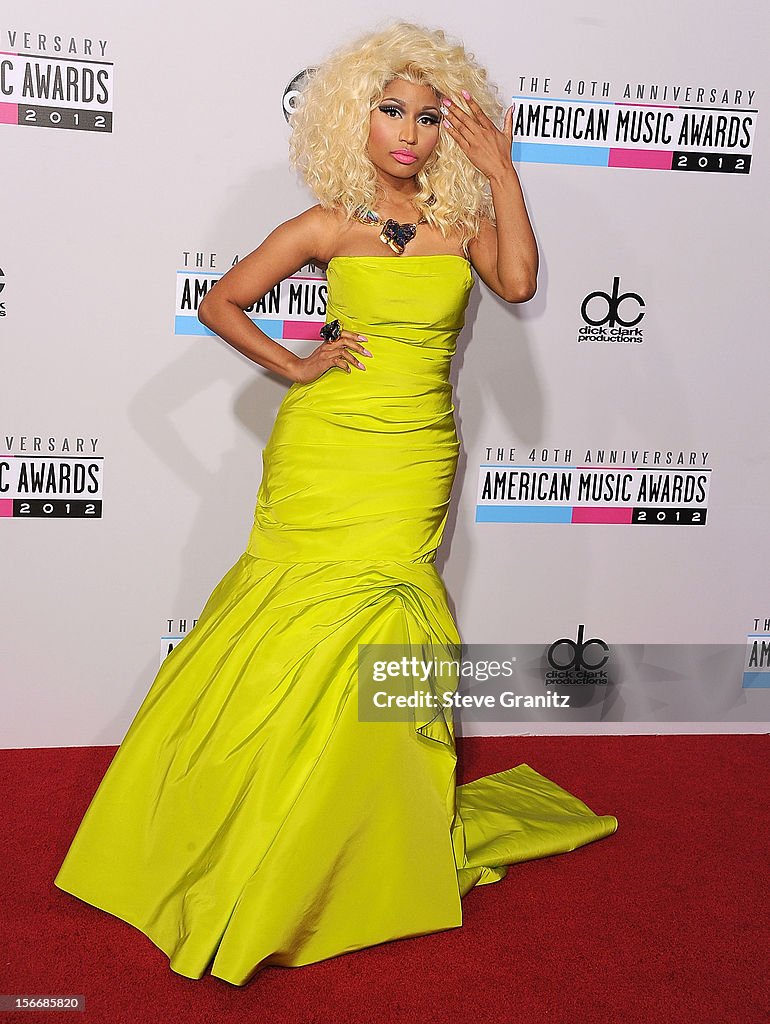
324,255,474,357
268,255,475,448
248,255,475,564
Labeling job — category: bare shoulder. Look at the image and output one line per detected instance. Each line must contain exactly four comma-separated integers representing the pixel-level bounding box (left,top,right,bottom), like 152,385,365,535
253,204,341,259
199,205,344,313
304,204,347,264
283,204,345,265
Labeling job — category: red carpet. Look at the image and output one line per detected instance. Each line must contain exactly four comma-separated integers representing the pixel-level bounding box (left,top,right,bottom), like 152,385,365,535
2,735,767,1023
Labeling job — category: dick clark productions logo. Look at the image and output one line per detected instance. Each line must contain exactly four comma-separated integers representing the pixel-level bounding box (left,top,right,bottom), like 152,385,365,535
547,624,609,671
579,276,645,343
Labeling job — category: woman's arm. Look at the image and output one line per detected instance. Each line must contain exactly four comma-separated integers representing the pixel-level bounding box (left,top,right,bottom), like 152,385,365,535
441,94,538,303
468,170,539,303
198,205,368,383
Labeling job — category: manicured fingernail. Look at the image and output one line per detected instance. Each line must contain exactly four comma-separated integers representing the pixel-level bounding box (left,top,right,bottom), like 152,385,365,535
358,334,368,341
356,360,365,370
443,97,452,105
362,348,373,357
461,89,470,99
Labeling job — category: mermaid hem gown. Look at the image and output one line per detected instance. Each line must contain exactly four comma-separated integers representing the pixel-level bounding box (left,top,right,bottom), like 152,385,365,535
53,255,618,986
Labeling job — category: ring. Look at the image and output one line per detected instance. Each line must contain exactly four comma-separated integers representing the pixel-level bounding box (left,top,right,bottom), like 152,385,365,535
320,319,342,342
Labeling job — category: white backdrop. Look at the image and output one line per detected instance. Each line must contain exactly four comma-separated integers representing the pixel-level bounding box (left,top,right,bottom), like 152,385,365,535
2,0,769,747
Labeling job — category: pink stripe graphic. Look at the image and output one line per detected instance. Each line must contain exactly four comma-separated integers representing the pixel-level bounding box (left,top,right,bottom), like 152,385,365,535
283,320,325,340
0,103,19,125
0,499,14,518
609,148,672,170
572,506,633,524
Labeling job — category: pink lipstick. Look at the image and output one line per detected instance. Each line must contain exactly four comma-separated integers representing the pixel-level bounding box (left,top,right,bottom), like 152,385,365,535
391,150,418,164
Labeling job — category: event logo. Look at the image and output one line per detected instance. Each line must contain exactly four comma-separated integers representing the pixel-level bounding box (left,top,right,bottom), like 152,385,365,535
512,76,757,173
160,617,199,664
282,68,315,122
546,624,609,683
743,617,770,688
476,446,711,525
579,276,645,343
0,29,114,133
175,249,327,341
1,434,103,518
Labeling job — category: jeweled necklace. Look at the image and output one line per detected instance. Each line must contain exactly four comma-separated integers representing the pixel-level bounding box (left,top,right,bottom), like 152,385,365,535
352,196,435,256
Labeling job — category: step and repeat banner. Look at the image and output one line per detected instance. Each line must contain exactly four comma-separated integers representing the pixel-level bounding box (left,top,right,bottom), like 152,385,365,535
1,2,768,746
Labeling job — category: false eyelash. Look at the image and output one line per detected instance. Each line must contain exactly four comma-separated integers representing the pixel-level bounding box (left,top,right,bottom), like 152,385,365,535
378,105,440,126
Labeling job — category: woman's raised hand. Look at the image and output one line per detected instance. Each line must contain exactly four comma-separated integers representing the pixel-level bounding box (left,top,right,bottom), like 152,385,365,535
291,330,373,384
440,91,515,182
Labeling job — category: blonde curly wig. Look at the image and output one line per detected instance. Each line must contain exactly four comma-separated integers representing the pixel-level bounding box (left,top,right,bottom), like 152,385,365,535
288,22,504,248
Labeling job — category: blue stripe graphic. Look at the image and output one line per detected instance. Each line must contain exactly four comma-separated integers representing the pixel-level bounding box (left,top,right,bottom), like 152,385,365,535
475,505,572,523
512,142,610,166
742,673,770,688
174,317,284,338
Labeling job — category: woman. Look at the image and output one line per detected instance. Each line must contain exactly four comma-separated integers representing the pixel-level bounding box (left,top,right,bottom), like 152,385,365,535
54,22,617,987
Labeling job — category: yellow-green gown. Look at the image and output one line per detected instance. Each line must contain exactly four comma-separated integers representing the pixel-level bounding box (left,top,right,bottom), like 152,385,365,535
54,255,618,986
